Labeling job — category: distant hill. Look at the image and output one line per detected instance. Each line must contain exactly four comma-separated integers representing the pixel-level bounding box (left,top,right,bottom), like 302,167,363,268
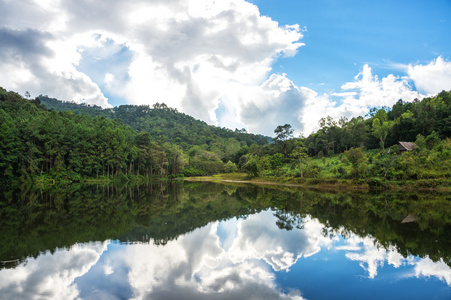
39,95,270,148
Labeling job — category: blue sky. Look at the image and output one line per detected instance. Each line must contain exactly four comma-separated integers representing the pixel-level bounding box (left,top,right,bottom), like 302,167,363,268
0,0,450,136
250,0,451,92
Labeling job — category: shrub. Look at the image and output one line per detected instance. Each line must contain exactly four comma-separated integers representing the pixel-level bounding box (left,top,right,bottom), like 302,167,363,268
336,165,346,176
344,147,367,179
244,159,259,177
367,177,383,189
224,161,238,173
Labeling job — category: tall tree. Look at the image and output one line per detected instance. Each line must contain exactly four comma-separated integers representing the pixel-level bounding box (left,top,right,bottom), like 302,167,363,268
291,141,309,178
274,124,294,142
274,124,294,154
372,118,393,150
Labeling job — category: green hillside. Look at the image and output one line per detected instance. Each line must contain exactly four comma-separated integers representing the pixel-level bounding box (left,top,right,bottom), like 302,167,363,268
1,86,450,188
0,87,271,183
39,96,269,148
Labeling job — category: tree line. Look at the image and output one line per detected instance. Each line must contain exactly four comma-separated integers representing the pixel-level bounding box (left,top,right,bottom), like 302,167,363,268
1,86,450,184
295,90,449,157
1,85,277,183
238,90,451,186
39,95,269,148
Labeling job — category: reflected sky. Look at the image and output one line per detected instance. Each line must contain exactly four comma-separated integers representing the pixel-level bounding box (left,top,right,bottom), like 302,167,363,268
1,209,450,300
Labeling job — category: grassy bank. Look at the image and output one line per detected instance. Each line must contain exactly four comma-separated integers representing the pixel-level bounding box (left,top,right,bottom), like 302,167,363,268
184,172,451,192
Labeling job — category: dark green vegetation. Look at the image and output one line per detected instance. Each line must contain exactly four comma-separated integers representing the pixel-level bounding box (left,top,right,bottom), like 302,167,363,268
240,91,451,188
0,87,267,183
40,95,268,148
1,86,450,187
1,182,449,270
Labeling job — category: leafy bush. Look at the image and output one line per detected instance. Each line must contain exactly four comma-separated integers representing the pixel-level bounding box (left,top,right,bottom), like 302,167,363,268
344,148,367,179
224,161,238,173
244,159,259,177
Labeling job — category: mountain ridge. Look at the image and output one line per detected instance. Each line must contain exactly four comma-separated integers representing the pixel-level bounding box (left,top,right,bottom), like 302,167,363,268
38,95,271,148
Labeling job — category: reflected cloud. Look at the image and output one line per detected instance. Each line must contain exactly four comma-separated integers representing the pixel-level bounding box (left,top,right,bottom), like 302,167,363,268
0,241,109,300
413,257,451,285
338,233,451,285
342,235,388,278
1,210,450,299
228,211,335,271
118,215,306,299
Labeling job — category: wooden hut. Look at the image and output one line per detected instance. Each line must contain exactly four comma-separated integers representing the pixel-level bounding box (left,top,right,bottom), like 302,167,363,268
398,141,417,153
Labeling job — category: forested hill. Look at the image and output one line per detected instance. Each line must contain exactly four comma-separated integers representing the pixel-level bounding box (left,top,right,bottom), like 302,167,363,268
2,85,450,185
1,86,269,183
39,96,269,148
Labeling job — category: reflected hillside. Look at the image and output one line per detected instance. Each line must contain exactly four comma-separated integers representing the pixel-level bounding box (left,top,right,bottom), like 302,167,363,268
0,182,265,269
1,182,450,270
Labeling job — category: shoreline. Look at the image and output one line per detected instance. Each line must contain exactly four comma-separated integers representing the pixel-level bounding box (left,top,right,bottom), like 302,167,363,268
183,175,451,193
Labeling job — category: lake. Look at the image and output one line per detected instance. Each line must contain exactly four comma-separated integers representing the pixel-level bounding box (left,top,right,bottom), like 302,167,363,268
0,181,450,299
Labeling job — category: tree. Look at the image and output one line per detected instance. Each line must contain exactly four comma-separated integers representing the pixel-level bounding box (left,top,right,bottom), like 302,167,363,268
291,141,309,178
274,124,294,155
346,116,367,149
274,124,293,142
372,146,399,179
372,118,393,150
269,153,284,170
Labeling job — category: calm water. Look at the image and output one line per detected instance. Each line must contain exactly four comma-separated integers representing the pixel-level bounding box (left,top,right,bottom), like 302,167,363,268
0,182,450,299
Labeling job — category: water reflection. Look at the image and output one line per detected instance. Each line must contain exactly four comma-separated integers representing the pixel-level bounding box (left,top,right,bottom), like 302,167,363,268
337,233,451,284
0,242,108,300
1,210,450,299
0,182,450,299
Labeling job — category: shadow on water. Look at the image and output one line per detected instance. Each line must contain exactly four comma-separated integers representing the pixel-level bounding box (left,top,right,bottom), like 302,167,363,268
1,181,450,270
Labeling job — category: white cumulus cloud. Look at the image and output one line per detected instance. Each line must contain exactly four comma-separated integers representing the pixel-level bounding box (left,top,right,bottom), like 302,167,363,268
407,56,451,95
0,0,450,136
299,62,436,135
0,0,304,132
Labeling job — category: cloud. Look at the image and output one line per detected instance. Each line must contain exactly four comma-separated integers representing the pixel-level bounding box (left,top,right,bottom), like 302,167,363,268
342,235,393,279
0,27,110,107
407,56,451,95
337,232,451,285
0,0,61,31
228,211,335,271
1,0,450,136
118,0,304,126
0,27,53,58
72,210,325,299
339,64,423,107
300,63,426,135
116,218,306,299
237,74,313,135
299,57,451,135
0,0,303,131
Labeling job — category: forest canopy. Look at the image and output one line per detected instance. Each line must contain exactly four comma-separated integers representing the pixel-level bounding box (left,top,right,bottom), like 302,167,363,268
0,86,450,185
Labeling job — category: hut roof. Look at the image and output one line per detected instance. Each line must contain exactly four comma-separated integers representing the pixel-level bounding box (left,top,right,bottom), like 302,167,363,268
401,215,417,223
398,141,417,151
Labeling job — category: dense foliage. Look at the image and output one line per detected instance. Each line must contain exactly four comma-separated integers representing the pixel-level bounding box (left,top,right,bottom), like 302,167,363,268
1,86,450,186
237,91,451,187
303,90,451,156
0,87,270,183
39,95,269,148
